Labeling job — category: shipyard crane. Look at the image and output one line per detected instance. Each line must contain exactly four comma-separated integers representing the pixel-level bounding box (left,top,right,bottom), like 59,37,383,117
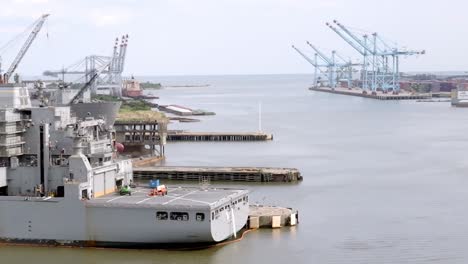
333,20,376,56
306,42,337,88
327,20,424,94
292,45,319,67
0,14,49,84
332,20,390,69
306,42,333,65
305,42,359,89
67,72,100,105
328,21,394,90
66,57,111,105
292,45,329,87
326,22,373,91
43,35,128,96
336,54,361,89
373,35,425,92
331,51,361,89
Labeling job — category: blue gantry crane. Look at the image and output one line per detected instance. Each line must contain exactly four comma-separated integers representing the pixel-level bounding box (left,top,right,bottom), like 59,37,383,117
292,45,329,87
293,42,358,89
306,42,359,89
305,42,337,88
327,20,424,94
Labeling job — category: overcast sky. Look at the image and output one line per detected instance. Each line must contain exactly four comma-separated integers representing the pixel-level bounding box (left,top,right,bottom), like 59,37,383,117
0,0,467,76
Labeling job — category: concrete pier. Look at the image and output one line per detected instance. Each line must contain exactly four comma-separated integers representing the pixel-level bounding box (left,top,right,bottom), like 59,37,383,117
248,205,298,229
133,166,302,182
132,156,164,167
310,87,431,100
167,132,273,142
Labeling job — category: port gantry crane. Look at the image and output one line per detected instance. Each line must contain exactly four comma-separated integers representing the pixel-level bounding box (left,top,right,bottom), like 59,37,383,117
333,51,361,89
327,20,424,94
293,40,358,89
306,42,359,89
291,45,330,88
43,35,129,96
0,14,49,84
305,42,337,88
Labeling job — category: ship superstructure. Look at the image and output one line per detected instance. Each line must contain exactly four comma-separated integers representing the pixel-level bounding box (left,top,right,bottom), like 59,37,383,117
0,83,249,246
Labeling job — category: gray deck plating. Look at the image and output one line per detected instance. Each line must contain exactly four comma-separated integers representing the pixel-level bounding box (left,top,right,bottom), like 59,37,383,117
87,186,247,209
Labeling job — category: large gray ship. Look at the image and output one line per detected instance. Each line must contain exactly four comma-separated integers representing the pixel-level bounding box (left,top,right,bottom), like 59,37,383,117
0,83,249,247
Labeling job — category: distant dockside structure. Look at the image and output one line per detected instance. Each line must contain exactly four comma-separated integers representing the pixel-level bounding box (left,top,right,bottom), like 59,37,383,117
309,87,431,100
133,166,302,183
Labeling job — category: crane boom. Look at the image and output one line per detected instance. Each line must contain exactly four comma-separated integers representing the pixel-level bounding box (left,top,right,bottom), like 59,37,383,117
333,20,374,55
291,45,319,67
334,52,349,64
306,42,333,65
4,14,49,83
67,60,111,105
326,23,365,56
67,73,100,106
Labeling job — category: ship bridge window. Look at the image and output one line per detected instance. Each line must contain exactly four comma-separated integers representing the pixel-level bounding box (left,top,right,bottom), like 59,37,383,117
156,211,168,220
196,213,205,222
170,212,189,221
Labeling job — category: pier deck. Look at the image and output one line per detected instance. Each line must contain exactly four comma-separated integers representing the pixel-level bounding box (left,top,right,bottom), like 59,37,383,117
133,166,302,182
167,132,273,142
248,205,298,228
309,87,431,100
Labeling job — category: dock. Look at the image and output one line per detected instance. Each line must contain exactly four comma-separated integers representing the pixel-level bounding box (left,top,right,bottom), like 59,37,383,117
167,131,273,142
132,155,164,167
248,205,298,229
158,105,215,116
133,166,302,182
309,87,431,100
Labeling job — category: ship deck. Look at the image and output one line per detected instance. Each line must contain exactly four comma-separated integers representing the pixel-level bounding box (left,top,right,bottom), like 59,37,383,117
86,186,248,209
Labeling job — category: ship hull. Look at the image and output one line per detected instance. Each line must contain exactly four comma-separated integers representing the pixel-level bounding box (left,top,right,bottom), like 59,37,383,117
0,191,249,247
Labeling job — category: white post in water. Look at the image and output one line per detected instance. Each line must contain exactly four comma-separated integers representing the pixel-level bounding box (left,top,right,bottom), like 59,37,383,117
258,101,262,132
231,207,237,238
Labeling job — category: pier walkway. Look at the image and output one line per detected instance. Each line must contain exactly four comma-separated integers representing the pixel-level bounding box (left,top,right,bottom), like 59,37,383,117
133,166,302,182
309,87,431,100
167,132,273,142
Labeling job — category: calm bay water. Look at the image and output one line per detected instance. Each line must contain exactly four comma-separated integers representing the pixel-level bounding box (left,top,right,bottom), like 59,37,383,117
2,74,468,263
